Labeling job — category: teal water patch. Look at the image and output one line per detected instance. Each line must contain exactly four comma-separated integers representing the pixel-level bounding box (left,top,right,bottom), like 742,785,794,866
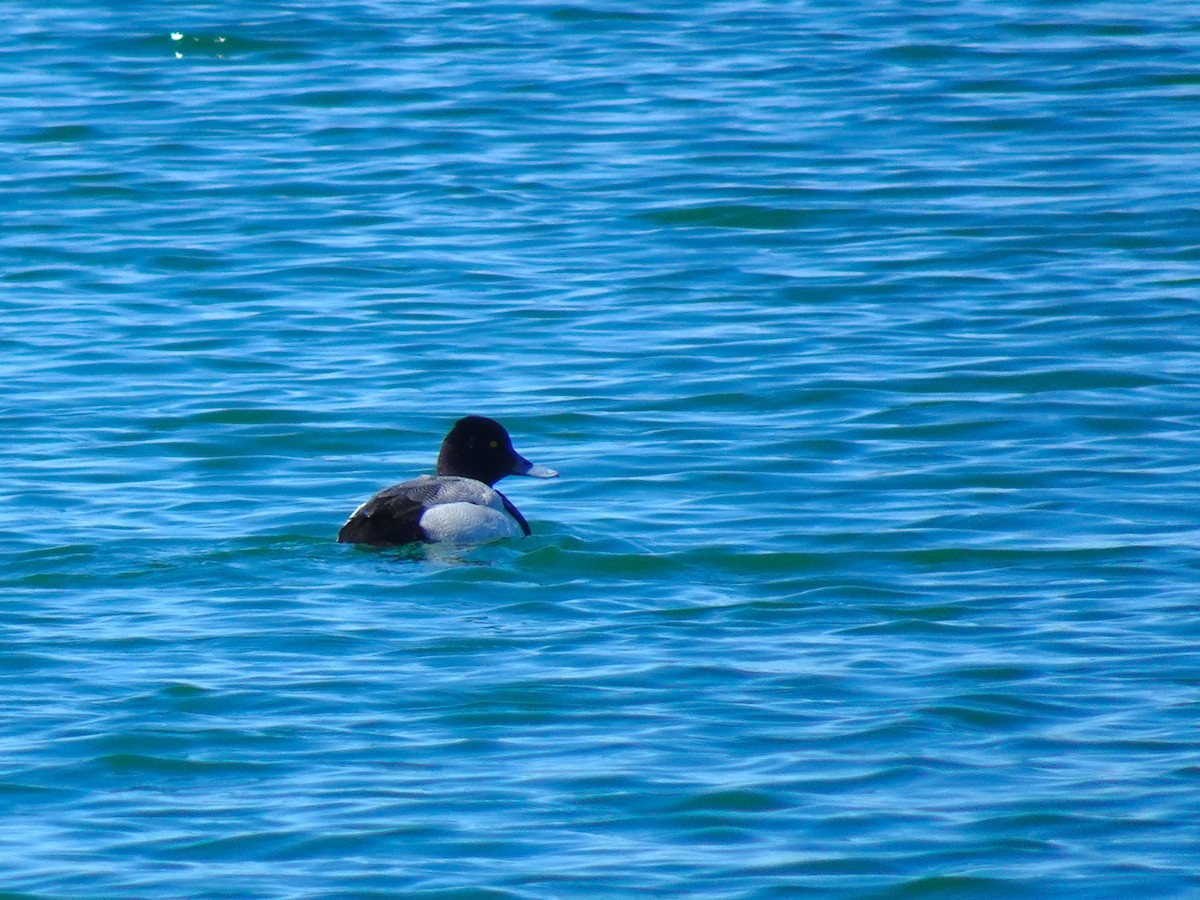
638,204,836,231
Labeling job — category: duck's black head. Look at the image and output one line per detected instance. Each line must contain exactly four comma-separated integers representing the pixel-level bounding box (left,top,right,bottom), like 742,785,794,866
436,416,557,486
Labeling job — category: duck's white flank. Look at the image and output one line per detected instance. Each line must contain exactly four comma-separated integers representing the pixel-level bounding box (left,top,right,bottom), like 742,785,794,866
418,502,525,543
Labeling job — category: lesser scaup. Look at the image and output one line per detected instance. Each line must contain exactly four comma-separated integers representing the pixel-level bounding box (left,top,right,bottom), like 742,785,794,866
337,416,557,545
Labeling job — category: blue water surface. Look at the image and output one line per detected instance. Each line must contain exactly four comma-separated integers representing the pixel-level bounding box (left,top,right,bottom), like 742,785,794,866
3,1,1200,896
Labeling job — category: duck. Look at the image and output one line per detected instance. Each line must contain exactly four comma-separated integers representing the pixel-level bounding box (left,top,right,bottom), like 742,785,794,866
337,416,557,545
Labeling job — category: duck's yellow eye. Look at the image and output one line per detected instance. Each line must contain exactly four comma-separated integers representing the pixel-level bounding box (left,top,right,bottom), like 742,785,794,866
490,440,498,448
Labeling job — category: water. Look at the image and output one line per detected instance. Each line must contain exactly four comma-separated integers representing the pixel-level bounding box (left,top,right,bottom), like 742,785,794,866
4,1,1200,896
